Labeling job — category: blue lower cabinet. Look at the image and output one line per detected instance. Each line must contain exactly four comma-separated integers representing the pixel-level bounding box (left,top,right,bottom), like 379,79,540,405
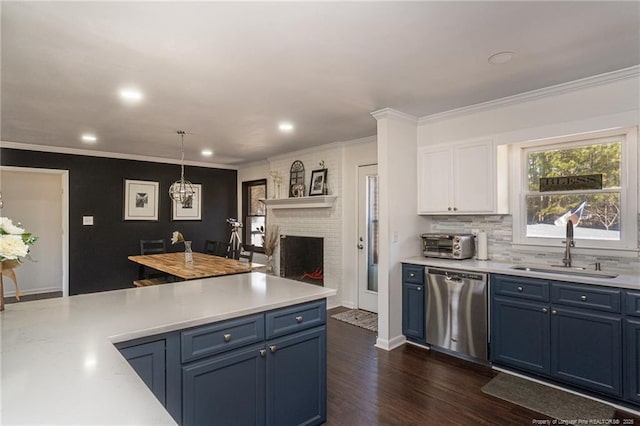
550,307,622,396
491,296,550,375
118,339,167,405
182,343,266,426
402,283,426,343
625,319,640,403
266,326,327,426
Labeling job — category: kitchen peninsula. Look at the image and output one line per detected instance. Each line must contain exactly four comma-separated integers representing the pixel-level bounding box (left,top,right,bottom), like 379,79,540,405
0,273,335,425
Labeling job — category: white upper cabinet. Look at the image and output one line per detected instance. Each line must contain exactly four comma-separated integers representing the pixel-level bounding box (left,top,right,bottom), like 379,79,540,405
418,139,508,215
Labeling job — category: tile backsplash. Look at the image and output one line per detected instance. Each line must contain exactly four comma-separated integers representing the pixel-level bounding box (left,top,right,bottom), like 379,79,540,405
429,214,640,274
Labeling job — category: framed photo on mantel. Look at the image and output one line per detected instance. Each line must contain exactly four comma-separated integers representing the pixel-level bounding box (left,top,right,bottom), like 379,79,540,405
309,169,327,196
123,179,159,221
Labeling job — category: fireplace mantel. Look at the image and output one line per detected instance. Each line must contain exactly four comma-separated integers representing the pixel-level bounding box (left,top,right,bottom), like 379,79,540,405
259,195,337,209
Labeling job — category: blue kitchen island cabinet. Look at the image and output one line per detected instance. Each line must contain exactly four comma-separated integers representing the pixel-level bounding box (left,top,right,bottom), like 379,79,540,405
118,339,167,405
181,301,327,426
490,274,623,398
402,264,426,344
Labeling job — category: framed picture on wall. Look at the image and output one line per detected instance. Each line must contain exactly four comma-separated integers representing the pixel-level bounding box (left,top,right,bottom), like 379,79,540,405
124,179,159,221
309,169,327,196
172,184,202,220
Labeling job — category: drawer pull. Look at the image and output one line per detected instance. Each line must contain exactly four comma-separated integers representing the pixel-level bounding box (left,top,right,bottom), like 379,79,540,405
409,272,416,278
295,315,303,323
517,286,523,292
223,333,232,342
551,309,558,315
542,308,548,313
417,286,422,291
580,295,587,301
259,349,267,357
269,345,277,353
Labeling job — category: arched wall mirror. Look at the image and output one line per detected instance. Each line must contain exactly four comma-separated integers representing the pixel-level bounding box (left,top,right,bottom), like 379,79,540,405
289,160,305,197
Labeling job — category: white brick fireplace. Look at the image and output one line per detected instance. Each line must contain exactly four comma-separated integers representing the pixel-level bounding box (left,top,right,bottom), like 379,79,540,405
266,146,343,308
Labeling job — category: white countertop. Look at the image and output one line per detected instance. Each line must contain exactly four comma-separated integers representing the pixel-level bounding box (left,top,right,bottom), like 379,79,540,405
0,272,336,425
402,257,640,290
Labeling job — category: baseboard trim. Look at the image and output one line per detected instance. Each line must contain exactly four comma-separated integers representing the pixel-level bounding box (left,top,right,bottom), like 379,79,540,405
375,335,406,351
2,286,61,298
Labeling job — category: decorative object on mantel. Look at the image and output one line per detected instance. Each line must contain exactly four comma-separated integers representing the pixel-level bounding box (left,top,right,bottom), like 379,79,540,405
0,217,38,311
289,160,305,197
171,231,193,263
309,168,328,196
169,130,195,206
269,171,282,199
261,224,280,274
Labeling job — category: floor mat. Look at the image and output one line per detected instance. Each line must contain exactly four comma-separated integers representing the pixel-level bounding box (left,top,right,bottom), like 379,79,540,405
482,372,615,421
331,309,378,332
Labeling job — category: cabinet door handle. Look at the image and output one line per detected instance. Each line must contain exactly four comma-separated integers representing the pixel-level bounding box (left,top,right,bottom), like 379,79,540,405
295,315,303,323
417,286,422,291
223,333,232,342
448,207,452,211
517,286,523,292
551,309,558,315
542,308,548,313
259,349,267,357
580,295,587,301
453,207,458,212
409,272,416,278
269,345,277,353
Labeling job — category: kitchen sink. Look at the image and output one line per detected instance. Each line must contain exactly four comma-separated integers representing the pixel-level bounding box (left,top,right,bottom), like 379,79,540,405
510,264,619,279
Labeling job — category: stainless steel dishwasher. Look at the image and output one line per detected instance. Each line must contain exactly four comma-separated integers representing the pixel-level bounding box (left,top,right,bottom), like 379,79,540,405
425,267,488,362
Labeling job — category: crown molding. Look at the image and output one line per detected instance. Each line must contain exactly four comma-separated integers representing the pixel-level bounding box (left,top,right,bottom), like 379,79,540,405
419,65,640,125
236,159,269,169
264,134,377,163
0,141,238,170
370,107,418,123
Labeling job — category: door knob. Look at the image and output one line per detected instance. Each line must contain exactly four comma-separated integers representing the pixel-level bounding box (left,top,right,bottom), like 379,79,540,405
358,244,364,249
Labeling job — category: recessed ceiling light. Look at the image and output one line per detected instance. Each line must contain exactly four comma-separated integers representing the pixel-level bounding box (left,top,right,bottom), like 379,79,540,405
119,88,143,102
488,51,514,65
201,149,213,157
81,134,97,143
278,122,294,132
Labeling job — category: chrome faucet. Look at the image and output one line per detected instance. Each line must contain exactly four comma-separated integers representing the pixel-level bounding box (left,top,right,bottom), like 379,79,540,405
562,219,575,267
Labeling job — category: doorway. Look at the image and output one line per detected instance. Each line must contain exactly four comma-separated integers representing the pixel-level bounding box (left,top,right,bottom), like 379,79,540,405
357,164,378,313
0,167,69,297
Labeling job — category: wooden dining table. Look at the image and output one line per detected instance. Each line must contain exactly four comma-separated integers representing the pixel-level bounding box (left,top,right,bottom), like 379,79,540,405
128,252,263,281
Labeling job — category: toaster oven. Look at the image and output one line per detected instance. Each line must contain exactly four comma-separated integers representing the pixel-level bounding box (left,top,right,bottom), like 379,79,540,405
421,233,475,259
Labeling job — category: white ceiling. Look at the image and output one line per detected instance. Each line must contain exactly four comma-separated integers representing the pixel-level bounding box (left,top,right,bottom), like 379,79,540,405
2,1,639,165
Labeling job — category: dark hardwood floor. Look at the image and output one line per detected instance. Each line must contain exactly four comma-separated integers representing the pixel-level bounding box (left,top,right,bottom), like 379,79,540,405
326,307,639,425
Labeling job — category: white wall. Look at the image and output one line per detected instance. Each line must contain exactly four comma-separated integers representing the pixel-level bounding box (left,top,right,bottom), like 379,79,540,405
418,68,639,148
372,109,422,350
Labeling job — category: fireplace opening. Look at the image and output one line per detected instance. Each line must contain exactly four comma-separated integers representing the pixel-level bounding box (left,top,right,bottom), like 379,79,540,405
280,235,324,286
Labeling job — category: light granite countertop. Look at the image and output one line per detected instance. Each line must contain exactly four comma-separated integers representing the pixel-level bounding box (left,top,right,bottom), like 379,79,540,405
0,272,336,425
402,257,640,290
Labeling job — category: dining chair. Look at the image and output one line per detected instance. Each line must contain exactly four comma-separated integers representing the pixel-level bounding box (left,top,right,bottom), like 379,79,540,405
203,240,217,255
134,239,168,287
238,244,255,263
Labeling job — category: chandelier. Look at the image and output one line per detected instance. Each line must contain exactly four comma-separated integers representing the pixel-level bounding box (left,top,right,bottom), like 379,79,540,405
169,130,195,205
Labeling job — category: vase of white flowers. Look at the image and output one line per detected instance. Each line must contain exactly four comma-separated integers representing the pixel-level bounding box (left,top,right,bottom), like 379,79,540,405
171,231,193,263
0,217,38,311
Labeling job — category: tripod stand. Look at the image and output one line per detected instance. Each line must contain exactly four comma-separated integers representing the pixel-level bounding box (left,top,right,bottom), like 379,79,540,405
228,225,242,259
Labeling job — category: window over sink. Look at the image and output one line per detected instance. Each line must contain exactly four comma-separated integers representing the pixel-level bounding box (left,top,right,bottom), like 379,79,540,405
512,127,638,252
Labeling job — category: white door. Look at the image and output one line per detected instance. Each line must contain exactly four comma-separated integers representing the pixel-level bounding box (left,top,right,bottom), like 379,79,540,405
357,164,378,313
1,169,65,296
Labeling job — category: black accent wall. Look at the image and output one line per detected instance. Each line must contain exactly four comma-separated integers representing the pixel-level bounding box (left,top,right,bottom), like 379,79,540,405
1,148,237,295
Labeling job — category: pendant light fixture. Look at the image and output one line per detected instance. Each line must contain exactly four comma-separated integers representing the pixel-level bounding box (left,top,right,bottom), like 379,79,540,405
169,130,195,205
